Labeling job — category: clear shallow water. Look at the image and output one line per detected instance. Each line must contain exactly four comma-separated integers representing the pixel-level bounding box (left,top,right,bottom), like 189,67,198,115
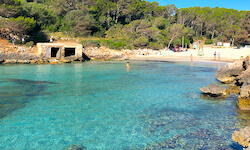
0,61,249,150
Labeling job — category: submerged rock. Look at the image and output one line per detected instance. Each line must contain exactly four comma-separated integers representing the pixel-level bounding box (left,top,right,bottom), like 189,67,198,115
232,126,250,148
237,97,250,110
64,145,86,150
215,60,244,83
200,84,228,97
0,78,55,119
7,78,57,85
144,129,227,150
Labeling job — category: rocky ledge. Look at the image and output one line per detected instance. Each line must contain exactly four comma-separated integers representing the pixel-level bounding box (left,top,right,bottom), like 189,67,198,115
200,83,228,98
215,60,244,83
64,145,86,150
200,55,250,110
232,126,250,149
0,50,39,64
83,46,131,60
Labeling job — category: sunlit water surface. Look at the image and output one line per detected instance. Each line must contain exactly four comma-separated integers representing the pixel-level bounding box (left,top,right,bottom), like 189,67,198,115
0,61,249,150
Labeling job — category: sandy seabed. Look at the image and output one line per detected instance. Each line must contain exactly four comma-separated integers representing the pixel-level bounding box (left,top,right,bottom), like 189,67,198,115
129,48,250,63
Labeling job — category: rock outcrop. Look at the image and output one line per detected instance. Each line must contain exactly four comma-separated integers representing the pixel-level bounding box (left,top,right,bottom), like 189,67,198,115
83,46,166,60
236,56,250,110
201,55,250,150
83,46,126,60
236,68,250,86
232,126,250,149
215,60,244,83
240,85,250,98
201,55,250,110
0,50,39,64
200,84,228,97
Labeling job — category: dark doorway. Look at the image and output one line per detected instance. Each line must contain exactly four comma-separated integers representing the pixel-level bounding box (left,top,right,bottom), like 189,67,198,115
51,47,59,57
65,48,75,57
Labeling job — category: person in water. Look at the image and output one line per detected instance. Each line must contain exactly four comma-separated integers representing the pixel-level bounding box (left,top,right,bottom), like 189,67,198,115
126,62,130,69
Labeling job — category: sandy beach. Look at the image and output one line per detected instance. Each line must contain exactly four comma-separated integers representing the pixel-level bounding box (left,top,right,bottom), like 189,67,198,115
129,48,250,63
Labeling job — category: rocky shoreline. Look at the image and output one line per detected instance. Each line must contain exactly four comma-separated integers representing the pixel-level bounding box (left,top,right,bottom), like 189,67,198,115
200,55,250,110
200,55,250,149
0,45,169,64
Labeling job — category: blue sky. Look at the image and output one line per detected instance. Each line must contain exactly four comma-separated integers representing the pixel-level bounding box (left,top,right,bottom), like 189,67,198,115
148,0,249,11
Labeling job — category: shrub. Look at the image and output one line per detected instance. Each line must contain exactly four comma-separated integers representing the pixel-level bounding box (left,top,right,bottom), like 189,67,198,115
81,40,100,48
29,31,49,43
172,38,190,48
194,36,204,41
26,41,34,47
147,42,164,50
133,36,148,48
205,39,213,44
100,39,130,50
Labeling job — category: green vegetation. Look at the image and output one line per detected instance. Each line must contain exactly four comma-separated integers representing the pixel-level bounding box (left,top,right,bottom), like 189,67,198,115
205,39,213,45
81,40,100,48
101,39,131,50
0,0,249,49
25,41,34,47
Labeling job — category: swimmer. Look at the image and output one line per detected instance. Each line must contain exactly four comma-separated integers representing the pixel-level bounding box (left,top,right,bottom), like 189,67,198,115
126,62,130,69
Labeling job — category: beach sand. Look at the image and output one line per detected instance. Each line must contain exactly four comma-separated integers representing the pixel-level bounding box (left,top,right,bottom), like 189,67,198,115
129,48,250,63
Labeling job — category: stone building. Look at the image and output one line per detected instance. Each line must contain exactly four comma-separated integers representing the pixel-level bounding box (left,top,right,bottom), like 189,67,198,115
37,43,83,60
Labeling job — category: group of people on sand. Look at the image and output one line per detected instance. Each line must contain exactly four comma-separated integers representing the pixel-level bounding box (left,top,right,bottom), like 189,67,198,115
214,51,221,61
190,51,221,62
11,37,25,46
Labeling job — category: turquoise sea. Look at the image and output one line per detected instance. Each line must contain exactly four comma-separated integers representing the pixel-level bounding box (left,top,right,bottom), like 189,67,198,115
0,61,249,150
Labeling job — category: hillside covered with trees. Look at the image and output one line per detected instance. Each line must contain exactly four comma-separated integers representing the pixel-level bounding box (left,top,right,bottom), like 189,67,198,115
0,0,249,49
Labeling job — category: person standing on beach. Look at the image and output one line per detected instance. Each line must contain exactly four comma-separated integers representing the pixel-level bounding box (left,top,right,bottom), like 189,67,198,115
214,51,216,60
50,36,53,43
218,52,221,61
22,37,25,44
12,37,15,45
190,54,193,62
